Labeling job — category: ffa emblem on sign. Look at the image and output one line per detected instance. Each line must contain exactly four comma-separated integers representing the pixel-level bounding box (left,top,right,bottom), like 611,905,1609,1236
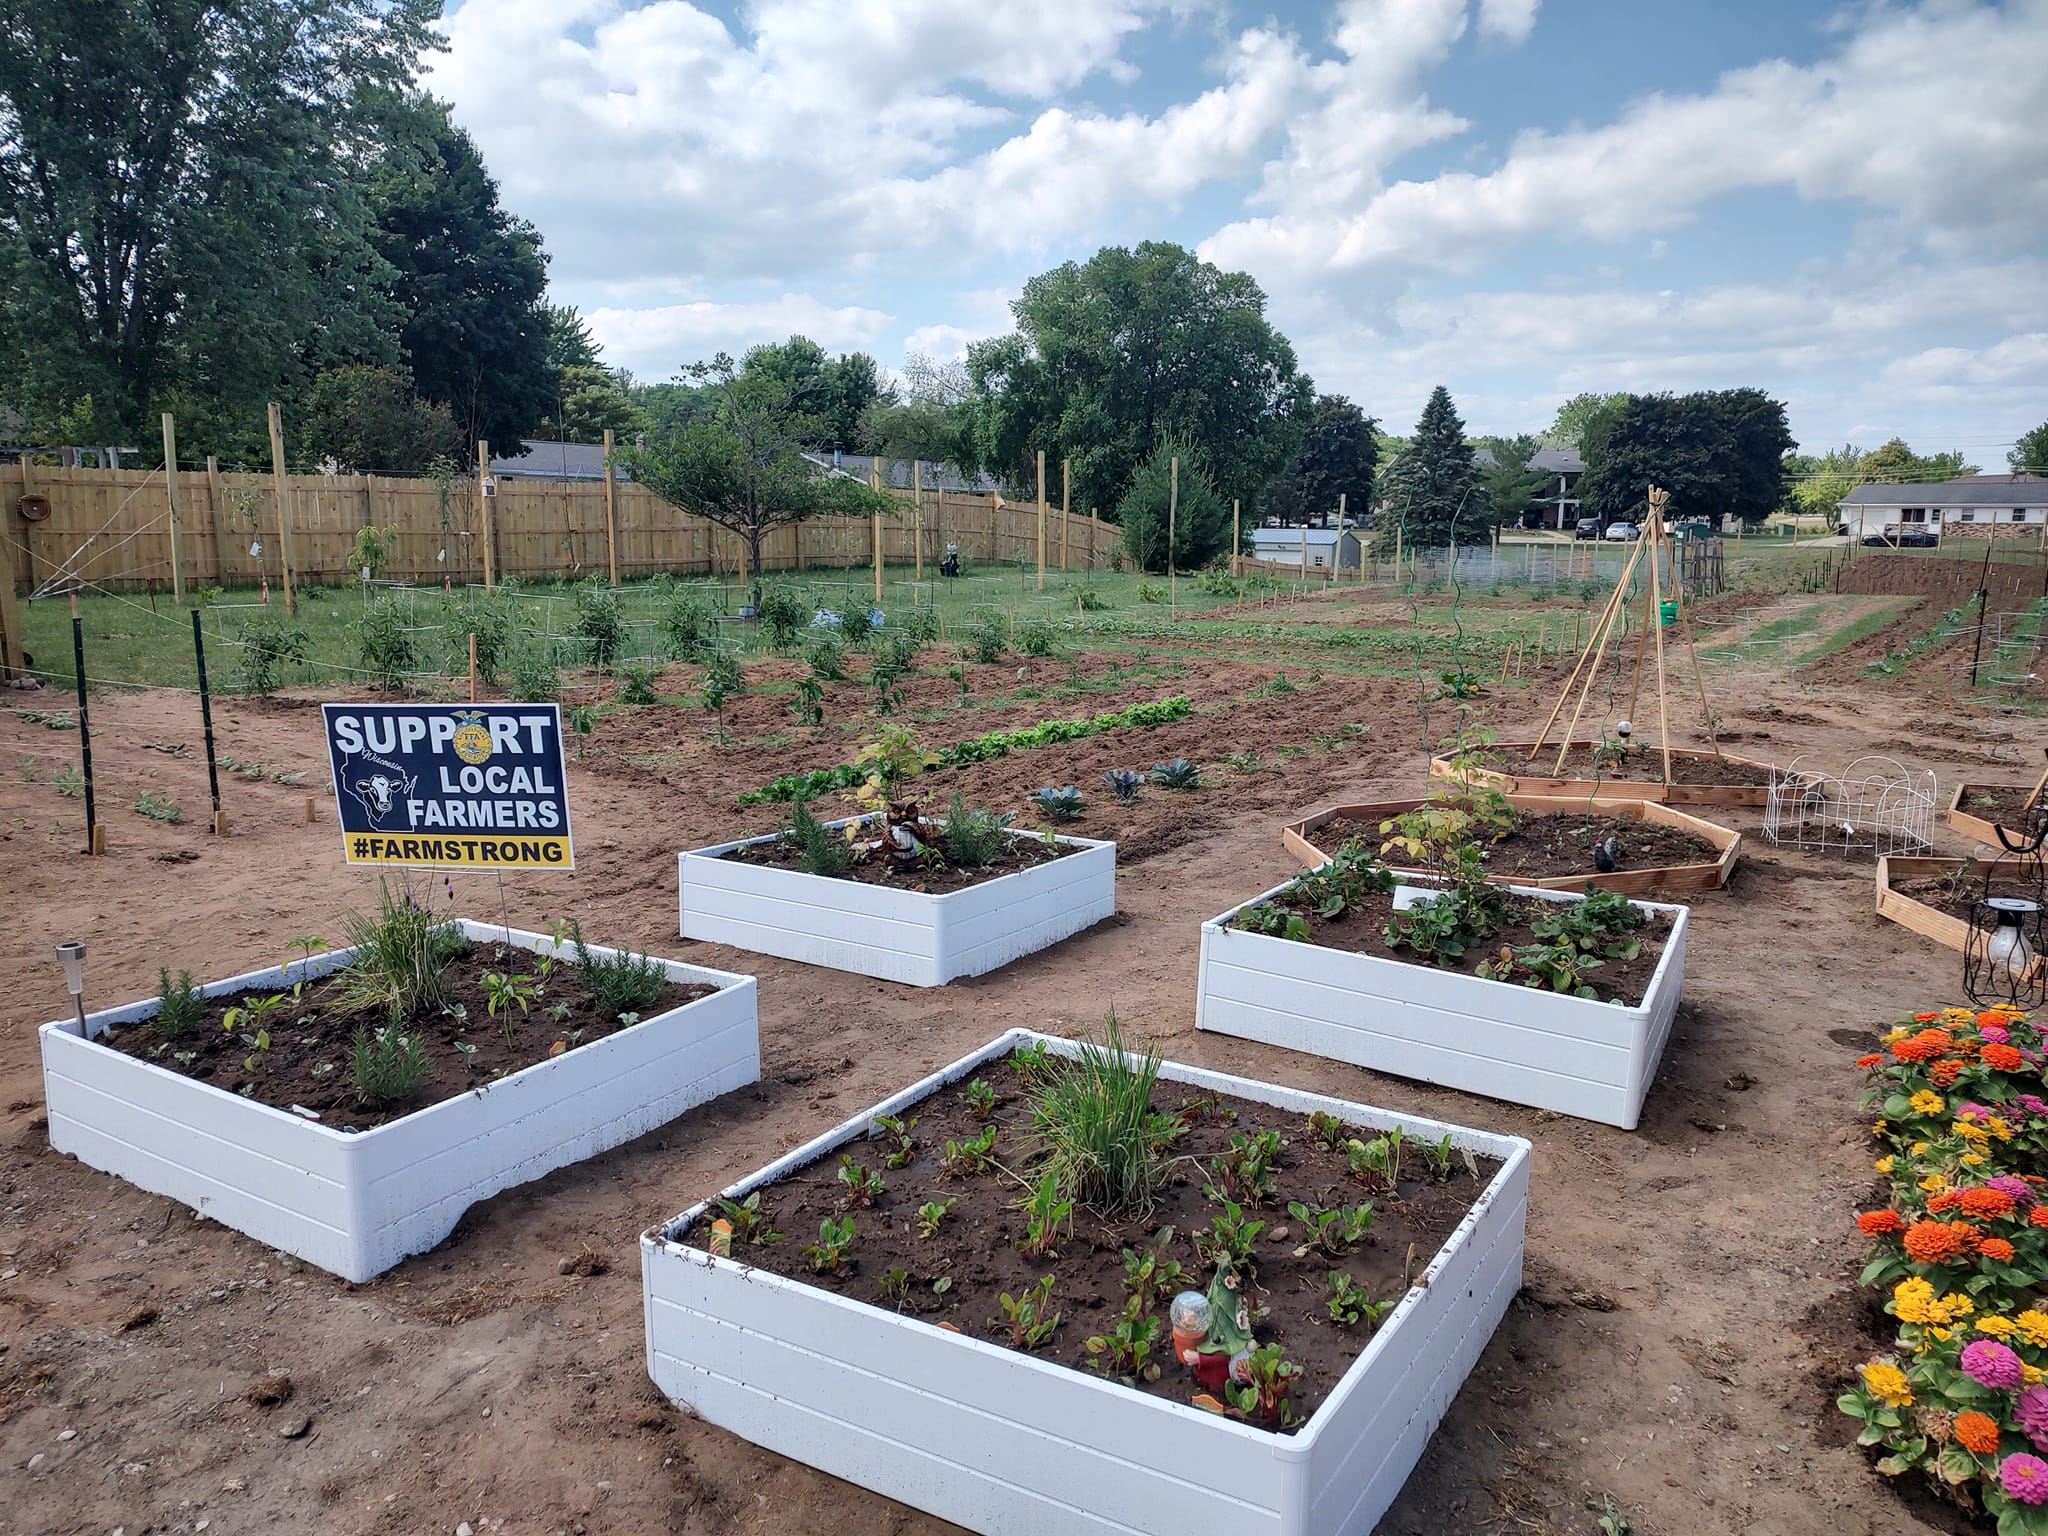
451,710,493,765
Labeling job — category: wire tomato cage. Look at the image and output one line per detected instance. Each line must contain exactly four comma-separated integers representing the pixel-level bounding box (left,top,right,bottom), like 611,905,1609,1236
1761,754,1936,858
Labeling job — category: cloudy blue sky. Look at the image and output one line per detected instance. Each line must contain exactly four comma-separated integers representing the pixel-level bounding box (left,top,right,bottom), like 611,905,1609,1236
428,0,2048,461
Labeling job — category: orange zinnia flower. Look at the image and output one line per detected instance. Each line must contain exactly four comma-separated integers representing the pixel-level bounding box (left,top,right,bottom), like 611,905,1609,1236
1980,1010,2016,1029
1932,1061,1964,1087
2033,1208,2048,1230
1961,1188,2018,1220
1915,1012,1941,1023
1982,1238,2017,1262
1983,1043,2026,1072
1929,1191,1965,1214
1956,1410,2002,1454
1893,1030,1954,1063
1903,1220,1979,1265
1858,1209,1906,1236
1856,1053,1883,1069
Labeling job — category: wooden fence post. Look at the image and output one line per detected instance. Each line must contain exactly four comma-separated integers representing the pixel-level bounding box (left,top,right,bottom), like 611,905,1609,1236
1232,499,1241,576
912,459,923,581
872,455,884,603
1036,449,1047,589
205,455,229,586
1169,456,1179,617
602,428,619,587
477,439,495,589
1061,457,1070,571
266,403,297,615
161,413,185,601
0,467,23,679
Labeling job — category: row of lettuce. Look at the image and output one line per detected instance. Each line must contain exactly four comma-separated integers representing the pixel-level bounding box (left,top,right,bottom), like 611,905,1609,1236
1841,1005,2048,1533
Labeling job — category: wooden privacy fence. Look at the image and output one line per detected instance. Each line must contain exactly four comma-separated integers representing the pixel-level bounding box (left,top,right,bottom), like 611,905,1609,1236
0,461,1114,594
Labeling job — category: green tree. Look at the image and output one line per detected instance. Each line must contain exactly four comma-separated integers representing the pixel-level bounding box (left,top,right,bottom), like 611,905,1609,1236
1578,389,1794,528
1263,396,1378,526
1374,387,1487,551
2011,422,2048,478
1855,437,1976,484
1787,442,1867,524
0,0,434,437
619,348,892,609
1116,441,1234,573
300,365,463,472
858,398,972,470
1477,433,1548,529
368,96,551,450
962,241,1313,517
1546,392,1628,450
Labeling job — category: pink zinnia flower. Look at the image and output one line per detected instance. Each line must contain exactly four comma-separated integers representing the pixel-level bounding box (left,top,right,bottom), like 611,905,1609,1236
1982,1024,2011,1043
2003,1452,2048,1505
2017,1388,2048,1453
1965,1339,2028,1390
1989,1176,2034,1206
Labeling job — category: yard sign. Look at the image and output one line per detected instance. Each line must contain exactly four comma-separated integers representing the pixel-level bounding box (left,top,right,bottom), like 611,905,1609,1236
321,703,574,871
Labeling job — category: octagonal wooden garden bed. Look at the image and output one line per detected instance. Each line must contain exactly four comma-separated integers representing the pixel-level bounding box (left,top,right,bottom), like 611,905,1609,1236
1945,783,2042,852
1282,793,1740,897
1431,741,1775,806
1874,854,2032,954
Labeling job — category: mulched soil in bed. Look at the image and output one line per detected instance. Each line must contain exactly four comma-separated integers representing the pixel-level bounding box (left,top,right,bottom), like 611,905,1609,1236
723,829,1074,894
1893,873,2046,925
101,944,714,1130
697,1063,1499,1431
1508,745,1772,788
1266,881,1673,1007
1955,784,2046,826
1313,811,1718,882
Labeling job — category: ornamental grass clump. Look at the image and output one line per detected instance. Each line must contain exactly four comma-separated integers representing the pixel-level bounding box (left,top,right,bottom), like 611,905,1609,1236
333,880,468,1020
1839,1003,2048,1528
1026,1013,1166,1217
566,918,667,1019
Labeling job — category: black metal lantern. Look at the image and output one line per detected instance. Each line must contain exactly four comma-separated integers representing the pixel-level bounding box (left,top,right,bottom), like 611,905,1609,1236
1964,836,2048,1010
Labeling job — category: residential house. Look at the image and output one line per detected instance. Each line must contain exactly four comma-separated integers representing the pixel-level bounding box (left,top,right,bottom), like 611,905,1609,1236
487,439,616,481
1837,480,2046,542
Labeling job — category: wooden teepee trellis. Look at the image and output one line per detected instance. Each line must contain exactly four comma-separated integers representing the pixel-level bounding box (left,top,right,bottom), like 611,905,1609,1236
1527,485,1724,782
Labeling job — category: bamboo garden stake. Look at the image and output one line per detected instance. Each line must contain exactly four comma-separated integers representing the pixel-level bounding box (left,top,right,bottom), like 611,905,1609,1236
1036,449,1047,590
602,428,619,587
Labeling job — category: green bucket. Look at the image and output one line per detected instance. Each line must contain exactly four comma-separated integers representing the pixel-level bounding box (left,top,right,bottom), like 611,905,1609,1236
1658,599,1678,626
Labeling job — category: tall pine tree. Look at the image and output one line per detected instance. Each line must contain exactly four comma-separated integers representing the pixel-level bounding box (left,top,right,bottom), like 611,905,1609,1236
1375,387,1486,550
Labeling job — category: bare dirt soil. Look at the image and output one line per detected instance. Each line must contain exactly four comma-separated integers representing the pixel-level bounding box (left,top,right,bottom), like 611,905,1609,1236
0,624,2021,1536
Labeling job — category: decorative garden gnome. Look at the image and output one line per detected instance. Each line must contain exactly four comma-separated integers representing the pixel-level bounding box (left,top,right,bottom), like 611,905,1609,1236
1174,1262,1254,1391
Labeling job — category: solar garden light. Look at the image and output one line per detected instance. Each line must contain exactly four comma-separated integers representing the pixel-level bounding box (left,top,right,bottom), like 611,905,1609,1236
56,940,87,1031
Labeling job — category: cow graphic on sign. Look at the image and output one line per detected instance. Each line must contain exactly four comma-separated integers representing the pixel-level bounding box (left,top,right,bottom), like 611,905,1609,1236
347,762,416,828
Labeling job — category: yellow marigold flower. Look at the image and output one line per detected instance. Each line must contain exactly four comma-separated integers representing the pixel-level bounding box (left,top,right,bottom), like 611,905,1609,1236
1977,1316,2020,1338
1875,1156,1895,1175
1963,1153,1988,1166
1862,1361,1914,1408
1911,1142,1931,1156
1895,1278,1937,1324
2018,1313,2048,1349
1921,1174,1948,1194
1911,1090,1947,1116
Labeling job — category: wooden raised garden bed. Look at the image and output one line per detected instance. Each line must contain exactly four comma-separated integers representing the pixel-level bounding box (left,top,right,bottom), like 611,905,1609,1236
1873,854,2047,953
1945,783,2042,852
40,922,759,1282
1195,881,1689,1129
1282,793,1740,896
641,1028,1531,1536
678,816,1115,987
1431,740,1775,807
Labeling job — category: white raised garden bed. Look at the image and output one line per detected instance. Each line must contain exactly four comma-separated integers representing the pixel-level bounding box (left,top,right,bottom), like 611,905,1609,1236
641,1028,1530,1536
677,818,1115,986
1195,883,1689,1130
40,921,759,1283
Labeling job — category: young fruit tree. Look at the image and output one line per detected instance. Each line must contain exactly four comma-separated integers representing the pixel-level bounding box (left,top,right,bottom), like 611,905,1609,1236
622,348,893,611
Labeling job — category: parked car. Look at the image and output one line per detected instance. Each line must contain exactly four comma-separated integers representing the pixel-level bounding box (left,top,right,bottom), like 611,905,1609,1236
1862,529,1938,548
1603,522,1639,542
1574,516,1604,540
